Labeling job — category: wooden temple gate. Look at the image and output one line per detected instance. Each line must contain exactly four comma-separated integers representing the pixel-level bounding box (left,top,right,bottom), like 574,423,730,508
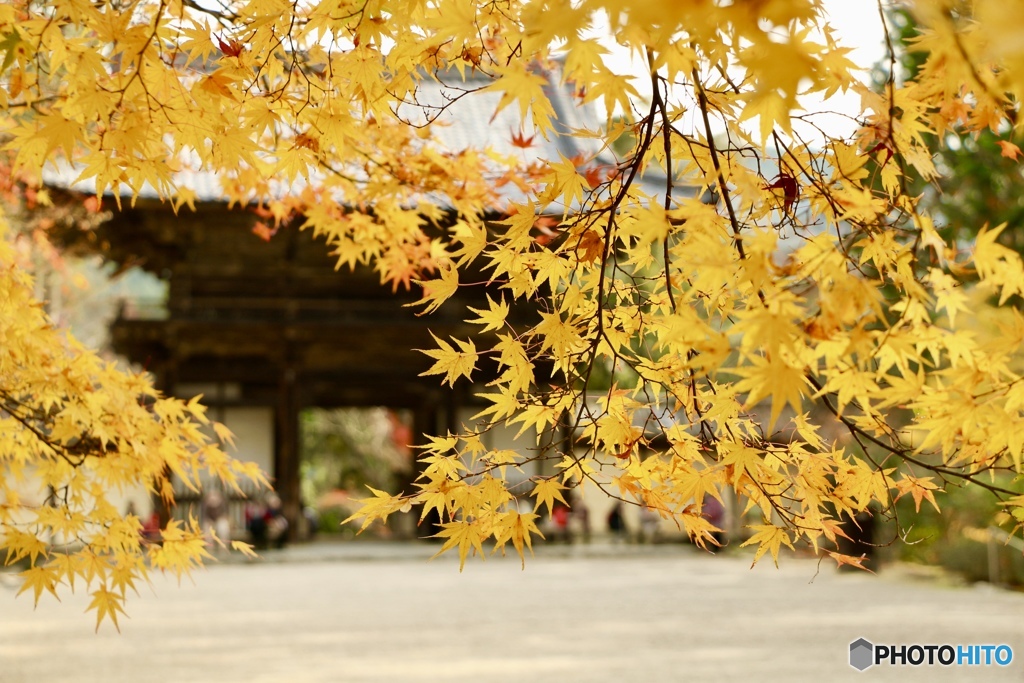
80,200,511,533
46,63,643,535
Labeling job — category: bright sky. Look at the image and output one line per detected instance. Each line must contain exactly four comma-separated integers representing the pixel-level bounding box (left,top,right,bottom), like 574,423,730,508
595,0,887,141
822,0,886,68
806,0,887,137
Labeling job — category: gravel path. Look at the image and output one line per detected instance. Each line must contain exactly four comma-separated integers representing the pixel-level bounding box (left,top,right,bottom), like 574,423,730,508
1,543,1021,682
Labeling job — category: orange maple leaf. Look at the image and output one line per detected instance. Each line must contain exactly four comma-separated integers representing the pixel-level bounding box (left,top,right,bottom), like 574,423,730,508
533,215,561,246
997,140,1021,161
577,229,604,264
461,46,482,67
582,164,612,188
252,222,278,242
827,550,875,573
510,130,535,149
294,132,320,154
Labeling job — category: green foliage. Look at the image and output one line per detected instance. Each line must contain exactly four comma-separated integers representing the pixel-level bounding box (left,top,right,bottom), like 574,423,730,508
895,480,1024,586
882,9,1024,251
299,408,412,507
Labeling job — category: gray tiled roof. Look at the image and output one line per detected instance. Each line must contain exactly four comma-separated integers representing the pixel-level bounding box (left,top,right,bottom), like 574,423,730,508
43,62,673,212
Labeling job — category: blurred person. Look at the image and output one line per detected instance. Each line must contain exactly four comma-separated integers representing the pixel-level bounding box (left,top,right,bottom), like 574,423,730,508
551,500,571,543
264,493,289,549
246,498,269,549
202,489,231,551
247,494,289,550
606,501,628,542
639,505,660,544
702,496,727,548
568,491,591,543
126,501,161,543
302,503,319,541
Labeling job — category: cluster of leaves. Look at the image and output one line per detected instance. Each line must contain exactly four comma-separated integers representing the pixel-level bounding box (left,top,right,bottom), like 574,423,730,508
350,0,1024,569
876,8,1024,252
2,0,1024,605
0,205,266,629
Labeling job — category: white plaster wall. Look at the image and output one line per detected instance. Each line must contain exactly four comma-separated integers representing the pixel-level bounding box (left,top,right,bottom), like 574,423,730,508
3,466,154,527
221,407,274,481
98,405,273,521
456,407,546,487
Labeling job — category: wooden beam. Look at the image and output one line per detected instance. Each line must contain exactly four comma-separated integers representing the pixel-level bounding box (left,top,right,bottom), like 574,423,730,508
274,366,302,541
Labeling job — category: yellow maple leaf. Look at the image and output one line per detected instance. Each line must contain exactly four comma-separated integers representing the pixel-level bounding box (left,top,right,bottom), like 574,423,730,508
492,511,543,568
87,588,127,632
230,541,259,559
740,524,795,568
16,564,61,607
739,91,790,146
36,111,82,158
733,355,809,433
450,219,488,266
410,263,459,315
418,332,478,386
465,294,510,333
432,520,486,571
893,475,941,513
530,478,568,516
419,452,469,479
482,62,556,136
472,389,522,423
342,487,410,532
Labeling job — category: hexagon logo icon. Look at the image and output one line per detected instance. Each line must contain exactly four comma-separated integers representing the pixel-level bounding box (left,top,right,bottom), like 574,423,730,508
850,638,874,671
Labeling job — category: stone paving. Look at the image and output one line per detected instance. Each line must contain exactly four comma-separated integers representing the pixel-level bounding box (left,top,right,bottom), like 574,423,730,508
1,542,1022,682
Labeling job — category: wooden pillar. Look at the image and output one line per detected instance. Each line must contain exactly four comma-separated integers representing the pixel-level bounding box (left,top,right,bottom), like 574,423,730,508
413,400,439,464
275,230,301,537
445,386,458,436
274,367,302,539
154,354,178,528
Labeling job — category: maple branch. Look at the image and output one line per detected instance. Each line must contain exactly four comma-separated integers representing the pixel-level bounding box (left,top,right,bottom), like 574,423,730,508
113,0,168,115
647,51,677,314
180,0,239,23
0,393,91,468
943,11,1019,128
692,66,747,266
806,375,1019,499
875,0,923,226
566,63,663,439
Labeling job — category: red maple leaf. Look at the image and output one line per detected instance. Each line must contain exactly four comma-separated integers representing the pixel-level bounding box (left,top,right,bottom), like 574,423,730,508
216,36,245,58
765,173,799,212
866,141,895,166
